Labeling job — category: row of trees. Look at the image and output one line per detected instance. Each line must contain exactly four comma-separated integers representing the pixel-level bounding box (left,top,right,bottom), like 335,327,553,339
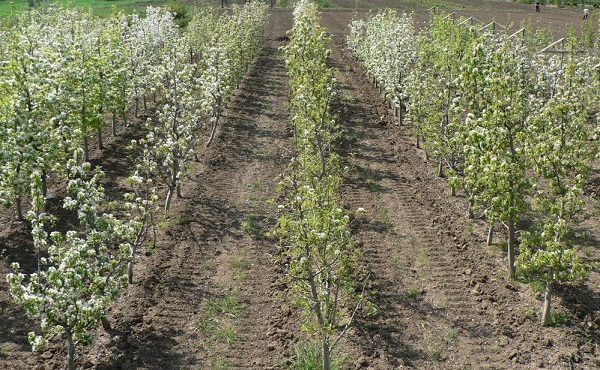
277,1,364,369
348,11,599,326
2,3,269,369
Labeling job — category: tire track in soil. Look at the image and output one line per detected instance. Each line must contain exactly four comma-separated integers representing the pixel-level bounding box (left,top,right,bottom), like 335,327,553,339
88,10,297,370
325,23,595,369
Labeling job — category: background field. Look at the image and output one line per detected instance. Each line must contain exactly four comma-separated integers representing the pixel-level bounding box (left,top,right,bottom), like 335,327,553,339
0,0,167,16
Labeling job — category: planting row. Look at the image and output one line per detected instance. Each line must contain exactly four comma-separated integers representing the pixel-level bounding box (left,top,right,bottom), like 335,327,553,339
348,10,600,326
276,1,366,369
0,3,269,369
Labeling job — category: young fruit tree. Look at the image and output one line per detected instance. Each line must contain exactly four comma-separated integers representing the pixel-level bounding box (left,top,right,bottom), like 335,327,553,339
279,2,366,369
518,60,595,325
460,40,534,280
7,159,130,370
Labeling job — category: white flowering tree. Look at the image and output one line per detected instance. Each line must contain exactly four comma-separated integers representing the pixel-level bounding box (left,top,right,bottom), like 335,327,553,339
7,158,130,370
279,2,364,369
517,58,595,325
139,35,201,212
347,10,415,118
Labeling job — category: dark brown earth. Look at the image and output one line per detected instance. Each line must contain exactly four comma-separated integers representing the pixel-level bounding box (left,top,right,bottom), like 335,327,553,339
0,2,598,369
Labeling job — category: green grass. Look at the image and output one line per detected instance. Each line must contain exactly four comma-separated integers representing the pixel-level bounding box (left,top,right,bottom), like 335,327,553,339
231,257,251,282
198,291,247,348
201,291,246,319
213,324,241,345
406,287,421,300
0,0,168,17
290,340,348,370
0,344,9,357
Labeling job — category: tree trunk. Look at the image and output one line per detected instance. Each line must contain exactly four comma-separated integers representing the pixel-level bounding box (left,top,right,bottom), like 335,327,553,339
398,104,403,125
143,96,147,111
127,243,137,284
485,224,494,247
112,112,117,137
425,150,429,161
83,136,89,162
322,339,331,370
486,225,494,246
416,135,420,148
450,185,456,196
176,183,183,198
41,171,48,198
15,195,24,221
97,129,104,150
437,159,444,177
164,162,178,212
206,115,220,147
122,108,128,126
164,187,175,212
507,216,516,280
541,284,552,326
66,331,75,370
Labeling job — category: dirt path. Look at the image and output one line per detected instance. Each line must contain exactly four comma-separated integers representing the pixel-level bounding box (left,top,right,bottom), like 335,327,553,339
324,19,599,370
84,10,296,370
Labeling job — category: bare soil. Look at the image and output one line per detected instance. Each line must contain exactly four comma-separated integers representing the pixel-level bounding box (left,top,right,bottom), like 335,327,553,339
0,2,597,370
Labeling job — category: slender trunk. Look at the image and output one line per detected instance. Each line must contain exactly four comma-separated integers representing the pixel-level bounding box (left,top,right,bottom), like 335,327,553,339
127,258,134,284
83,136,89,162
127,240,137,284
164,162,178,212
122,108,128,126
467,200,474,219
135,99,139,117
437,159,444,177
399,104,403,125
177,183,183,198
322,340,331,370
541,284,552,326
206,115,220,147
507,216,516,280
41,171,48,198
15,195,23,221
66,331,75,370
143,95,147,111
416,135,420,148
394,107,399,117
97,129,104,150
112,112,117,137
164,187,175,212
487,224,494,246
425,150,429,161
450,184,456,196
